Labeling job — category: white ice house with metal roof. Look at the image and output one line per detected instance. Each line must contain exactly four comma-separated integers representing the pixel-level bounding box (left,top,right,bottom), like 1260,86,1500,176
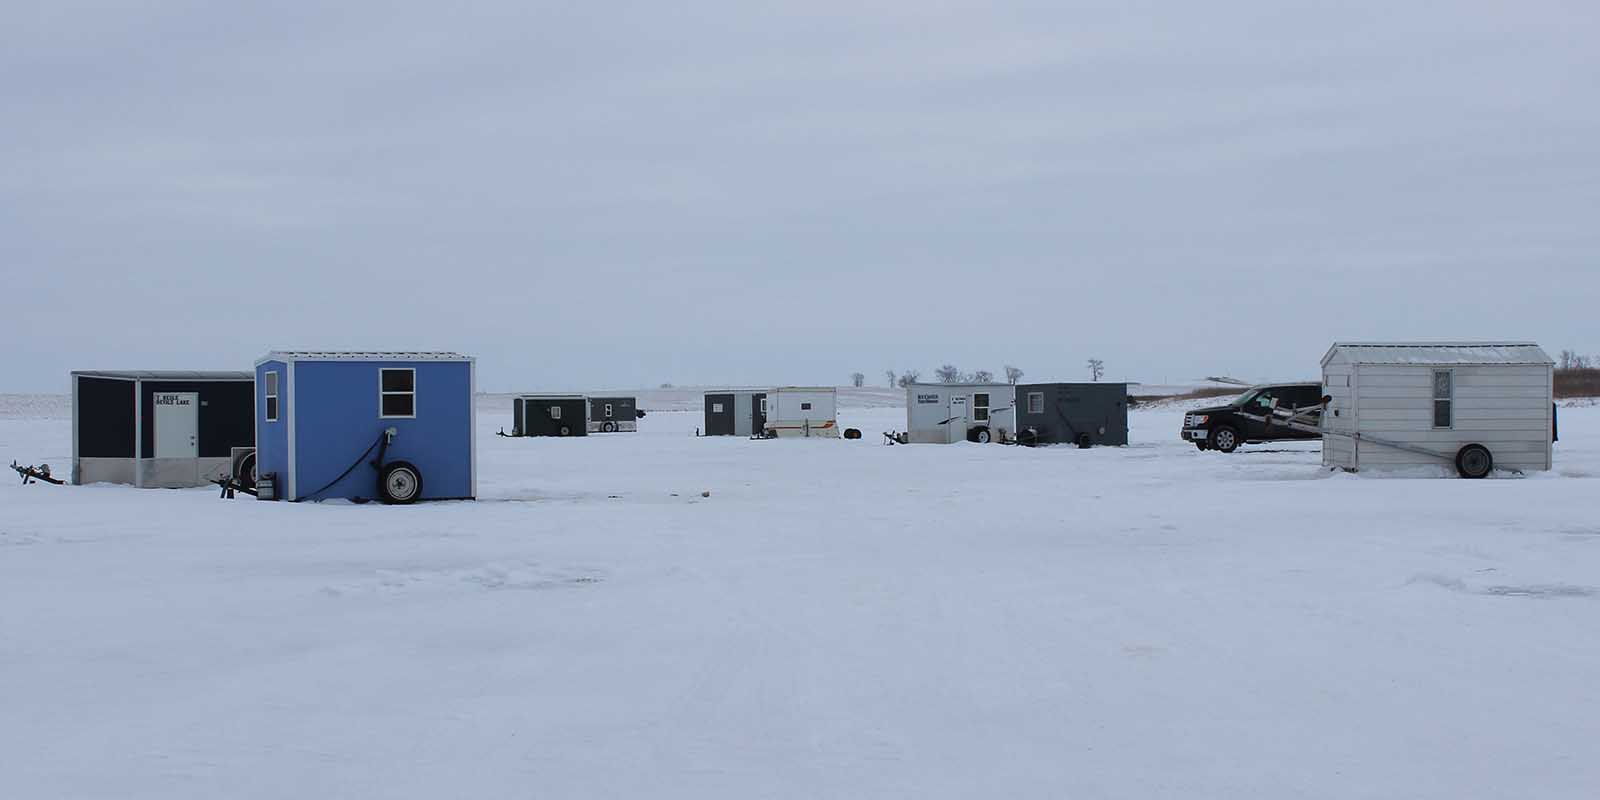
1319,342,1556,477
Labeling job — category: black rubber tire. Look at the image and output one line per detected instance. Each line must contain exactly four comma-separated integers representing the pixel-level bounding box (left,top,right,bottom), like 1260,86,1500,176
234,451,257,490
972,427,991,444
379,461,423,504
558,425,571,437
1195,441,1210,451
1212,426,1241,453
1076,433,1093,449
602,421,617,433
1455,444,1493,479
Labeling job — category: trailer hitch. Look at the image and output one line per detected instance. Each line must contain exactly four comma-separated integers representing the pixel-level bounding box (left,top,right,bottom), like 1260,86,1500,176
11,461,64,485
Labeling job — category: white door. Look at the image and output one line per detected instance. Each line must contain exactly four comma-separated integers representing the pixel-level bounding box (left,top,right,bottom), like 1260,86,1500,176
949,395,967,443
154,392,199,458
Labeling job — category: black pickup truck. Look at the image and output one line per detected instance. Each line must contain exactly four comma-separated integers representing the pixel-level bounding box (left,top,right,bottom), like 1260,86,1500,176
1181,382,1323,453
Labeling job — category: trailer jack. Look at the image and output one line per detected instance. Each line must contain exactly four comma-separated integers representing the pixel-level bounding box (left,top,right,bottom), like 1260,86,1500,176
11,461,64,485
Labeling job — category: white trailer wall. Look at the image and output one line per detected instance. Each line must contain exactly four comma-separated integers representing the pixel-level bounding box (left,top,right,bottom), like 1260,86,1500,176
905,384,1013,443
1321,354,1357,469
765,388,839,438
1321,344,1554,473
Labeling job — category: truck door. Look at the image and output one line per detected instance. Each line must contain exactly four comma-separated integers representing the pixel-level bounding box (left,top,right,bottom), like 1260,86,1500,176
1238,388,1277,439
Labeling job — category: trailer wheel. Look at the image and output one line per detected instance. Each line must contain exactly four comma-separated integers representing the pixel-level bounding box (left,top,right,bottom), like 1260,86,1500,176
1455,444,1493,479
379,461,423,504
971,427,991,444
602,421,617,433
234,451,257,490
1076,433,1093,449
558,425,571,437
1211,426,1240,453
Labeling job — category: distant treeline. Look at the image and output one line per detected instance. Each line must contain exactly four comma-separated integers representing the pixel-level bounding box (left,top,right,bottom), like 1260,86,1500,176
1556,368,1600,399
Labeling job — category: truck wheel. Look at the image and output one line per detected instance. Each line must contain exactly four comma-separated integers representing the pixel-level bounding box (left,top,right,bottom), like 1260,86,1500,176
1212,426,1240,453
1455,444,1493,479
973,427,991,444
379,461,423,504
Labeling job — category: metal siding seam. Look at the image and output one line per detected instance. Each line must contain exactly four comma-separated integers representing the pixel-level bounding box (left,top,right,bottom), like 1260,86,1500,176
71,373,80,485
469,358,477,499
287,359,297,501
133,379,142,488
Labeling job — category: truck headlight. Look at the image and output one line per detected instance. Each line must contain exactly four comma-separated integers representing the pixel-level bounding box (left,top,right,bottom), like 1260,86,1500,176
1192,415,1208,425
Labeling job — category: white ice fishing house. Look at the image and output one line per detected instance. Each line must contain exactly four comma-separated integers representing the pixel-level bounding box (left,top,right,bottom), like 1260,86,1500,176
904,383,1015,443
1320,342,1555,477
764,387,840,438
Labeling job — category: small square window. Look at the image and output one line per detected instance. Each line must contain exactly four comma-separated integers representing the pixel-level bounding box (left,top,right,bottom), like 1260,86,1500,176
381,393,414,417
604,403,613,417
380,368,416,418
550,405,562,419
382,369,414,393
712,403,724,413
1027,392,1044,414
760,399,767,413
801,402,812,411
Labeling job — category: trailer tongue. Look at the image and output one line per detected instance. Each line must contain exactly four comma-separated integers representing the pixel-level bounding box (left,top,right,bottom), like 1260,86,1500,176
1265,400,1501,478
11,461,64,485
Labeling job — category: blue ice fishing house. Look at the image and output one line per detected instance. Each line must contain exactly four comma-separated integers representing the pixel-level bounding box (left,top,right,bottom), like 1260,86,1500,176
253,351,476,503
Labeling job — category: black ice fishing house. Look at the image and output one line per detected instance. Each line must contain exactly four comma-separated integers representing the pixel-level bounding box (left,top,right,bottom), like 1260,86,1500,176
71,370,256,488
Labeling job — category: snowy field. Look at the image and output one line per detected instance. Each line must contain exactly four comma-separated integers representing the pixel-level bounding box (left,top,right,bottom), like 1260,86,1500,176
4,394,1599,798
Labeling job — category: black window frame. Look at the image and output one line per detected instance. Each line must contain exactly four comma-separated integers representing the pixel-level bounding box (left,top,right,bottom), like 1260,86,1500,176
379,368,417,419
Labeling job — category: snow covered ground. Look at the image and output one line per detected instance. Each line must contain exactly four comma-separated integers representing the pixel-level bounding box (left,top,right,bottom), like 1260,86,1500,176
3,395,1598,798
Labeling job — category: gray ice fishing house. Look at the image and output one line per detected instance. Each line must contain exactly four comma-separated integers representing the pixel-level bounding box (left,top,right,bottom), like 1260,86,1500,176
1320,342,1555,477
1013,382,1129,446
71,370,256,487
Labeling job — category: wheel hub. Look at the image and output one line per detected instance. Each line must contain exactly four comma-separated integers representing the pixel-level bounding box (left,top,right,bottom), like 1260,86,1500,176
387,470,418,499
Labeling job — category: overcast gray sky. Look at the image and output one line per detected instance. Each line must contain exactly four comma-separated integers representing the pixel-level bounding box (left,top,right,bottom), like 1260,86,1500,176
4,1,1597,392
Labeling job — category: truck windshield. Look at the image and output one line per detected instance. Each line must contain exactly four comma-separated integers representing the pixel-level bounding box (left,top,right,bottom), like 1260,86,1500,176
1230,389,1259,407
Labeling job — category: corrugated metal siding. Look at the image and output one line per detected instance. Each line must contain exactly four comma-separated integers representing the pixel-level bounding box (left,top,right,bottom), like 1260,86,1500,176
1347,363,1552,471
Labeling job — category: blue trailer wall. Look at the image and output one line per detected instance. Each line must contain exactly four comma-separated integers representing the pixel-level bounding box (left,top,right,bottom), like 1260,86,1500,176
285,359,473,501
255,360,289,488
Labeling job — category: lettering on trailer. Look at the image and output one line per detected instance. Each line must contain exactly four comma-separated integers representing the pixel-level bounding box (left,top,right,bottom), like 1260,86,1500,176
916,394,940,404
155,393,193,406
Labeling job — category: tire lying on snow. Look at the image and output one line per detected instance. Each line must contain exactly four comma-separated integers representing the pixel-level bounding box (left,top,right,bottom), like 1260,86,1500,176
1455,444,1494,479
379,461,423,504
